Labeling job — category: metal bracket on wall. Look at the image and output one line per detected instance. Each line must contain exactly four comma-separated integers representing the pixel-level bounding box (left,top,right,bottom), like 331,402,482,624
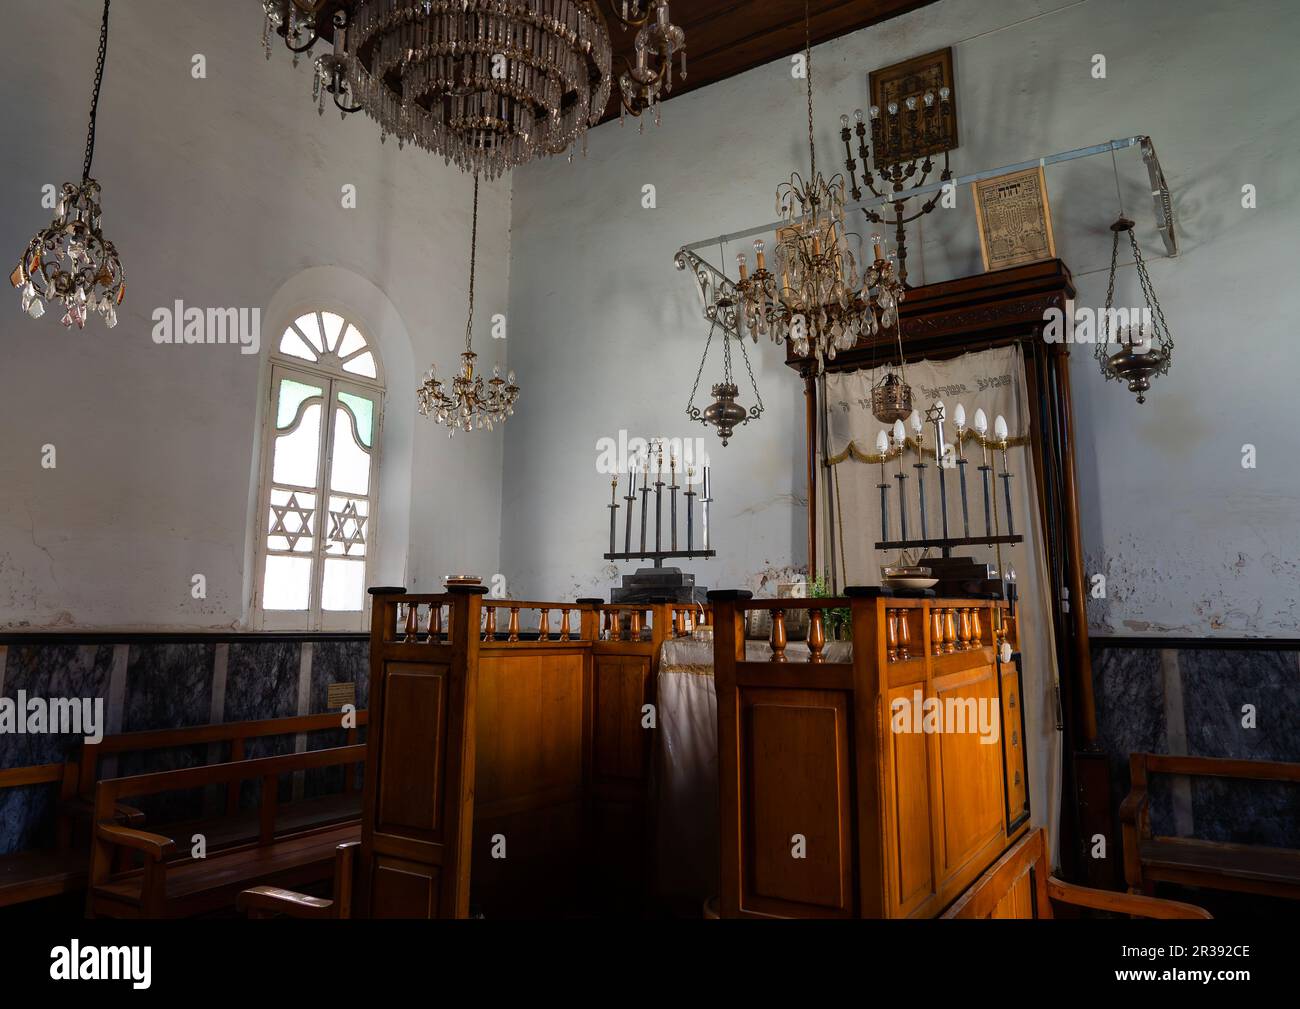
675,134,1178,279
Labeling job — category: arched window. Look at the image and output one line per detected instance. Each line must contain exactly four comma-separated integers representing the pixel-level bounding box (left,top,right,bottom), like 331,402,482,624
255,310,385,629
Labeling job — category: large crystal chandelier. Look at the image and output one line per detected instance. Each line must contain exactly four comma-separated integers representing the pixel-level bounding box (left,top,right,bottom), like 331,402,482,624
261,1,613,180
417,177,519,435
731,1,884,373
12,0,125,329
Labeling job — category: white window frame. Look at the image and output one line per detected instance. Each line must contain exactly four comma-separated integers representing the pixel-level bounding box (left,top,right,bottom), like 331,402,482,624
253,310,386,631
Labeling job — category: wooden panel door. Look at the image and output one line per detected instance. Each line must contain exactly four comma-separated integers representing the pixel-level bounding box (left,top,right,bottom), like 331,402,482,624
591,653,653,790
736,687,854,918
883,680,935,916
357,589,482,918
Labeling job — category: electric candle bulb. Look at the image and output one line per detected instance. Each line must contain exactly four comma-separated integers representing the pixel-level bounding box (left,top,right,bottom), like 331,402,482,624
892,419,906,445
954,403,966,428
909,409,922,435
876,429,889,454
840,114,849,128
854,108,864,123
994,415,1008,442
868,105,880,119
974,409,988,435
935,400,946,421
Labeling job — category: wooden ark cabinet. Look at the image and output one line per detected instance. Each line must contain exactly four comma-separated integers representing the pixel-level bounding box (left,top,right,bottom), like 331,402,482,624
710,590,1029,918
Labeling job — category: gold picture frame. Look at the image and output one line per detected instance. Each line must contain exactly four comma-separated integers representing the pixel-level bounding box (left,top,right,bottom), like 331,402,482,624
868,47,958,163
971,165,1057,272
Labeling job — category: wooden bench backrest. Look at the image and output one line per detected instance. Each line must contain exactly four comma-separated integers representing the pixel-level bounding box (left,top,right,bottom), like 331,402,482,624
78,709,369,800
1132,752,1300,786
0,762,71,791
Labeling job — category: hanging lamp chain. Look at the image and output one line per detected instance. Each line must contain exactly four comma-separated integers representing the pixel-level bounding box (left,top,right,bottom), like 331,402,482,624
465,174,479,352
804,0,815,182
83,0,111,182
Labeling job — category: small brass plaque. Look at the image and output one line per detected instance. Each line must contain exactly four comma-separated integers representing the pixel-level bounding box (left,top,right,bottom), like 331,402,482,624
327,682,356,709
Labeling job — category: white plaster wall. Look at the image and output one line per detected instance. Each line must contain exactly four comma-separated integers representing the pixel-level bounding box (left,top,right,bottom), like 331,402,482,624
502,0,1300,637
0,0,510,629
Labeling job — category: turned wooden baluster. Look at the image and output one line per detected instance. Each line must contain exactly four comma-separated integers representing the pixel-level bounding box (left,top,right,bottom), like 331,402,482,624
559,608,571,642
770,609,788,662
957,608,972,650
971,607,983,649
672,608,682,637
508,607,521,642
897,609,912,660
427,601,442,643
630,609,643,640
886,610,899,662
943,608,958,654
538,608,550,642
601,610,610,641
807,608,826,662
611,609,622,641
484,606,497,642
403,602,420,642
931,608,944,656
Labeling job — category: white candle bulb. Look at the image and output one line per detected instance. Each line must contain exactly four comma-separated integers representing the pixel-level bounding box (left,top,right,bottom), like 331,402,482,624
875,429,889,454
892,419,906,445
935,400,946,421
994,415,1008,442
973,409,988,435
954,403,966,428
908,409,922,435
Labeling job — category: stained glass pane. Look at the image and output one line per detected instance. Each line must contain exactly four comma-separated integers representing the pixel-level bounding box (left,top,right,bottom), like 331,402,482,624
294,313,325,352
320,312,345,352
338,392,374,447
279,328,318,361
263,555,312,610
272,402,321,487
322,558,365,611
329,407,370,495
341,351,377,378
276,378,323,430
337,324,367,359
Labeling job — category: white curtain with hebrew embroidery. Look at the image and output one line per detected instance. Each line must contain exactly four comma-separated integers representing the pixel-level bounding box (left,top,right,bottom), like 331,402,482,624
820,345,1063,860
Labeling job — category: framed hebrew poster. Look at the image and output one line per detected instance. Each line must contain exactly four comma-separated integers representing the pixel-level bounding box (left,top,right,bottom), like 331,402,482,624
971,165,1056,272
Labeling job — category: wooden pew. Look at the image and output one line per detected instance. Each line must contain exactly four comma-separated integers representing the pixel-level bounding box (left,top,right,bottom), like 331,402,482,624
709,589,1029,918
87,744,365,918
1121,752,1300,900
943,827,1211,918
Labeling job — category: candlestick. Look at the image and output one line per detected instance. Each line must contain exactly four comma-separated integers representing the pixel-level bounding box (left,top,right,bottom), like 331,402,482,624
954,403,970,539
974,409,992,537
654,443,665,555
875,429,890,543
669,454,679,551
995,416,1015,538
911,418,928,542
608,478,619,557
932,402,950,547
702,465,713,551
891,420,909,544
623,467,637,554
638,455,651,557
685,466,696,551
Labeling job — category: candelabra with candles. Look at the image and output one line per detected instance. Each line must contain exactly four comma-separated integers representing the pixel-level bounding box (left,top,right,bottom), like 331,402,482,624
873,401,1022,597
603,443,715,603
840,87,955,287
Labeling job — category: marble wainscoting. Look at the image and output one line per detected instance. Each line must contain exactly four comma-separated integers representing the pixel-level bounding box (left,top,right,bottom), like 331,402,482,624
0,634,369,854
1091,642,1300,848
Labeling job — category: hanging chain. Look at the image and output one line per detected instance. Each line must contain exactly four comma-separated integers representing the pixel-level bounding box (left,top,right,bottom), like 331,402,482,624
1097,224,1120,354
736,331,765,417
1129,229,1173,356
804,0,815,182
83,0,111,181
685,315,719,419
465,174,479,351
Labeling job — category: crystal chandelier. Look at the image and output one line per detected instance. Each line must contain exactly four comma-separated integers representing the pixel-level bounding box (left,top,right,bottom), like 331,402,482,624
731,1,881,373
417,177,519,435
609,1,687,129
11,0,125,329
1095,216,1174,404
261,1,613,180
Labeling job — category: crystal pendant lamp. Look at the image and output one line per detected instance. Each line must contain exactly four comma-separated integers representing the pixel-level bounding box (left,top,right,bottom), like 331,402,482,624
261,0,613,180
12,0,125,329
417,177,519,436
611,0,687,129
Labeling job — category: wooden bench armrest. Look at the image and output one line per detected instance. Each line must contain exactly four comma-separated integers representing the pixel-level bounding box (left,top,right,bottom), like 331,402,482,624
238,886,335,919
1047,876,1211,919
96,823,175,861
238,841,359,919
1117,786,1148,825
63,797,146,826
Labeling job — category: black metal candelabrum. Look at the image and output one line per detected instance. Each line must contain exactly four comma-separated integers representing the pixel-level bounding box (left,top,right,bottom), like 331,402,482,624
605,454,716,569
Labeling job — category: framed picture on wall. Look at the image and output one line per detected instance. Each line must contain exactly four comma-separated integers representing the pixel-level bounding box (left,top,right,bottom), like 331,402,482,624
971,165,1057,272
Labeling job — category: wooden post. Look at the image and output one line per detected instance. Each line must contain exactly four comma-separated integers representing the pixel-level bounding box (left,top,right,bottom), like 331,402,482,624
508,607,520,642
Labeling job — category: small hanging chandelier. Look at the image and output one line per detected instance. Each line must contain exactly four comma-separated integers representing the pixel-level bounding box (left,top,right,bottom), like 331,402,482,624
686,311,764,447
1095,217,1174,404
610,0,687,130
11,0,125,329
731,1,882,373
417,177,519,436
